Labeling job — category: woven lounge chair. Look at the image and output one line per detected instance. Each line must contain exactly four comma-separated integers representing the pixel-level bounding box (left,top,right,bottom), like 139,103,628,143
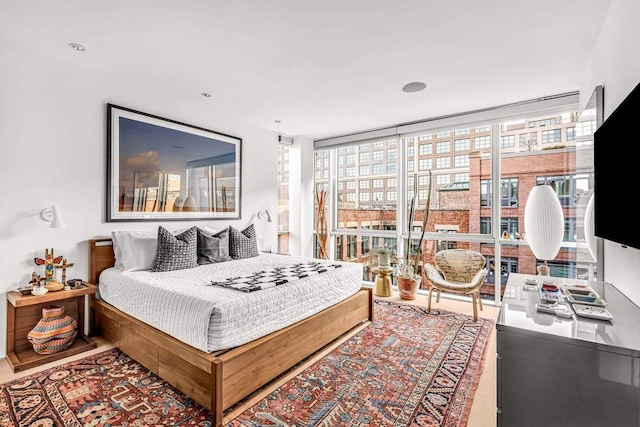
424,249,488,321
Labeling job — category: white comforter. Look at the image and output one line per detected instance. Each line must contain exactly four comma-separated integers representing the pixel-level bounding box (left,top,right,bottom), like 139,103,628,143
98,254,363,352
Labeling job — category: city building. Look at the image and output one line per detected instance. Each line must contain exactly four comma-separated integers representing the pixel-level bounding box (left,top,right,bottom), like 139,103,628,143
312,111,597,297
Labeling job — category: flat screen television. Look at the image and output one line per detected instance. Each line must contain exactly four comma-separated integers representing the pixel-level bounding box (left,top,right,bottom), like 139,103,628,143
594,81,640,249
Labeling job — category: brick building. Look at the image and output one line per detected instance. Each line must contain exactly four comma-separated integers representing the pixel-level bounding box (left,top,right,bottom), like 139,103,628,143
314,111,595,297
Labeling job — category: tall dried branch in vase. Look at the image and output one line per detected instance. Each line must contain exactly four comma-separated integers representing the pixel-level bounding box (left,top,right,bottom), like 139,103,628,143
314,190,329,260
397,170,432,299
411,169,433,272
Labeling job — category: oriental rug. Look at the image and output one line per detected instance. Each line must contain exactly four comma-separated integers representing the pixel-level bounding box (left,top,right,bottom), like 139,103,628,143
0,300,493,427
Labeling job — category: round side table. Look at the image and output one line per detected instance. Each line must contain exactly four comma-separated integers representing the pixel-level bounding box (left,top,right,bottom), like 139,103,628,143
373,266,395,297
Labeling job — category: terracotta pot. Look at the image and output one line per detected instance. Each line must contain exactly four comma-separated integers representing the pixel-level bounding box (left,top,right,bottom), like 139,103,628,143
397,276,421,300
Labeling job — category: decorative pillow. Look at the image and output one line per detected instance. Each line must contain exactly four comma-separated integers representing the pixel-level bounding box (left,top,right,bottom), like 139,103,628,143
111,230,158,272
151,226,198,272
228,224,259,259
111,231,125,270
197,227,231,265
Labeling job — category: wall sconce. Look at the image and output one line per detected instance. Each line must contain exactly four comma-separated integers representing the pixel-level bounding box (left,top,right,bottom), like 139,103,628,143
40,205,67,229
257,210,272,223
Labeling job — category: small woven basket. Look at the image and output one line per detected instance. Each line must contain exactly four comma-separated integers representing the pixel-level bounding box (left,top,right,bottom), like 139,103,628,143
27,305,78,354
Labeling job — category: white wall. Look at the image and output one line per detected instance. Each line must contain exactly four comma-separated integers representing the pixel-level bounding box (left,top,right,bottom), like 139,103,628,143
288,136,315,258
580,0,640,305
0,44,279,357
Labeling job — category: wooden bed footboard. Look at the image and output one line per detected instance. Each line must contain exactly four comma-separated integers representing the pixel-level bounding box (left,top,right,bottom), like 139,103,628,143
88,238,374,426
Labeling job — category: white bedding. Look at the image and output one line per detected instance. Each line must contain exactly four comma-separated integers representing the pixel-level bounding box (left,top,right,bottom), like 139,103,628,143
98,253,363,352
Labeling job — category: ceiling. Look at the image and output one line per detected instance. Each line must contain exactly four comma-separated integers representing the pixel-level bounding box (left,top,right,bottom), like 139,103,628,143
0,0,612,140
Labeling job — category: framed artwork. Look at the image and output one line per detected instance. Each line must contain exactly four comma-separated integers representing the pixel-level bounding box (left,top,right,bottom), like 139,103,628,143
107,104,242,222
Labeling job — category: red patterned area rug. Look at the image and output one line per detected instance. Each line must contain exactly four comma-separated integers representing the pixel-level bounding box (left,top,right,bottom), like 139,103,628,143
0,300,493,426
0,349,210,426
229,300,493,426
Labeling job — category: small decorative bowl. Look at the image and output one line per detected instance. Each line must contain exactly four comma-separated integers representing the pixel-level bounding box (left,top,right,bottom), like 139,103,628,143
31,286,49,296
45,281,65,292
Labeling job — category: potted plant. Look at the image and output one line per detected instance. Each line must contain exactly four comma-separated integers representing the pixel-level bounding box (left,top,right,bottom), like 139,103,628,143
397,170,432,300
371,244,395,269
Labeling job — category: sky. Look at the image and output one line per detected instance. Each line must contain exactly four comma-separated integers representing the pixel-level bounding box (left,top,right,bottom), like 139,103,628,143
117,116,237,192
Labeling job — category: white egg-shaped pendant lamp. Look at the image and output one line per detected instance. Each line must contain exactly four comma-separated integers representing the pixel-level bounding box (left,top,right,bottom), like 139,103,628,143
524,184,564,275
584,193,597,261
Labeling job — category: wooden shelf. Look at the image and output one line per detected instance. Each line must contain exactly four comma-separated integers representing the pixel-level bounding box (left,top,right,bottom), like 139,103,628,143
6,334,97,372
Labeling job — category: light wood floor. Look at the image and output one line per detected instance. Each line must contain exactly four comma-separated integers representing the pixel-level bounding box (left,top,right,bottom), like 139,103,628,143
0,291,498,426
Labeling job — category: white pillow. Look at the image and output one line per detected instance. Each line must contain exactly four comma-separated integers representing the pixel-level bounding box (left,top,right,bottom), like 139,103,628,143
202,225,217,234
111,230,158,272
111,231,125,270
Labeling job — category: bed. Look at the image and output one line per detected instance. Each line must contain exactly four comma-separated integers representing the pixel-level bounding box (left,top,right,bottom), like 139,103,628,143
88,238,373,426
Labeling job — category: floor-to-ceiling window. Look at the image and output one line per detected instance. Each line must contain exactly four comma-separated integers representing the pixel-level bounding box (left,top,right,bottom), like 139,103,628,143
485,110,596,298
312,93,594,304
277,143,290,254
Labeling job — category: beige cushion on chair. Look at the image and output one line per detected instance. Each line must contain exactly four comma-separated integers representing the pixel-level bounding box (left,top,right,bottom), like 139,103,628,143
425,249,488,295
434,249,486,283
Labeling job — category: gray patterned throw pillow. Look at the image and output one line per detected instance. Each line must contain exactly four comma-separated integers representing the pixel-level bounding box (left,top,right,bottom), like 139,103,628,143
229,224,259,259
197,227,231,264
151,226,198,272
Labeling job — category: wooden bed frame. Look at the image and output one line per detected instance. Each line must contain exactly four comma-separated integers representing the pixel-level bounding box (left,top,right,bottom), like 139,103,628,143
88,238,373,426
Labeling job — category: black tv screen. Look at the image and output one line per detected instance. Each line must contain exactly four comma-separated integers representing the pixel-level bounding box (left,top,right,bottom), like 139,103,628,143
594,81,640,249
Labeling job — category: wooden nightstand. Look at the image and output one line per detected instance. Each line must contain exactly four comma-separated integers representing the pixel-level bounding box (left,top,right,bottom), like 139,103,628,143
5,282,98,372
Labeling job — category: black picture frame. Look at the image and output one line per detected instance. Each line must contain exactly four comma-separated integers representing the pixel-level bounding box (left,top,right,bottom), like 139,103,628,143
106,103,242,222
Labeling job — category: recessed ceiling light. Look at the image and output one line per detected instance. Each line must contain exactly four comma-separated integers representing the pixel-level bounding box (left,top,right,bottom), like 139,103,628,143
201,92,211,98
274,120,281,123
402,82,427,93
68,43,86,52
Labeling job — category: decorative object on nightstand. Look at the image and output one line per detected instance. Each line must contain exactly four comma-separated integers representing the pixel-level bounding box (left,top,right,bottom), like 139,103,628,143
34,248,63,283
45,281,64,291
27,305,78,354
54,258,75,284
18,286,34,296
31,286,49,296
29,271,44,287
29,270,53,295
35,248,65,291
524,184,564,276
